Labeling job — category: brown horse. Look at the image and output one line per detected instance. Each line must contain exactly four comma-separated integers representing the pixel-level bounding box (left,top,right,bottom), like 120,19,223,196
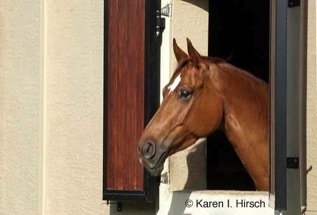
137,38,269,191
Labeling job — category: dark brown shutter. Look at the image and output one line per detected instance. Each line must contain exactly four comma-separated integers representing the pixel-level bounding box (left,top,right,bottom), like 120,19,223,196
103,0,161,202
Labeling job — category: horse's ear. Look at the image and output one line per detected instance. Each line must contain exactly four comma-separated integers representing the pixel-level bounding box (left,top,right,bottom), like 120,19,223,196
186,38,201,68
173,38,188,63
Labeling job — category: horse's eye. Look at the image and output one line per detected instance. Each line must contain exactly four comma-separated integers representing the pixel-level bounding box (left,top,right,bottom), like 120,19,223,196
178,89,192,100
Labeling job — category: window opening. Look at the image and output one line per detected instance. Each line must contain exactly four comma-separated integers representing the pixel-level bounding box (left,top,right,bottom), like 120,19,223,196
208,0,270,190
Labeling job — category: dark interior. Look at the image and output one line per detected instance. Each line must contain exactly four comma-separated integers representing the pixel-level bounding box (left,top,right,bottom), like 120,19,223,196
207,0,269,190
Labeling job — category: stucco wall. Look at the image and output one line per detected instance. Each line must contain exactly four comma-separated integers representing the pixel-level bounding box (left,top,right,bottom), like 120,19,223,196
0,0,110,214
0,1,41,214
306,0,317,214
44,0,107,214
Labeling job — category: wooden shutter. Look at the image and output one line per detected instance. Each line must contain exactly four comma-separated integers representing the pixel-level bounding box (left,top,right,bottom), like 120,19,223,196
103,0,161,202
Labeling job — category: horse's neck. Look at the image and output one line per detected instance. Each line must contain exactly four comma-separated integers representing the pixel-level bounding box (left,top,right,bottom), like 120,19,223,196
216,64,269,139
213,63,269,190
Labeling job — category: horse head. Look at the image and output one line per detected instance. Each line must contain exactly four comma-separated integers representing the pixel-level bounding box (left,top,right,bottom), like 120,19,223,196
137,38,224,175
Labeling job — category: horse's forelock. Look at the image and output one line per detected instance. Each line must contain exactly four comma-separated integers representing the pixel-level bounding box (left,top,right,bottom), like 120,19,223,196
170,56,225,82
171,59,190,79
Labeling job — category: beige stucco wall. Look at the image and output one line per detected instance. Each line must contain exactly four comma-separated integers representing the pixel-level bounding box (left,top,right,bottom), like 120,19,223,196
306,0,317,214
0,1,41,214
44,0,107,214
0,0,110,214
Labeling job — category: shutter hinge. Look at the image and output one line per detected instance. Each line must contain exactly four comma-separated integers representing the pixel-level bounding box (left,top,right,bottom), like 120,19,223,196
117,202,122,212
156,10,165,36
287,157,299,169
288,0,300,8
105,201,123,212
161,4,171,17
156,4,171,36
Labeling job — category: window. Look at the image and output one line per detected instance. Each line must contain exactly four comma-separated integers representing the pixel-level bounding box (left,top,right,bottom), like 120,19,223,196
208,0,269,191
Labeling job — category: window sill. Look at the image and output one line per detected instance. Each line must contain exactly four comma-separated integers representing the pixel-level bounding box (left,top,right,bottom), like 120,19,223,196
158,184,274,215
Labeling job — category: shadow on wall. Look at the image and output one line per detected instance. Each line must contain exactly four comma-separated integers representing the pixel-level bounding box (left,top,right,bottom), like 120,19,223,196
167,141,206,215
167,191,192,215
183,140,207,190
181,0,209,12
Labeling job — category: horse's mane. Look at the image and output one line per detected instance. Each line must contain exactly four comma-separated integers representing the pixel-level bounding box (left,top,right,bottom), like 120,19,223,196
201,56,226,64
218,62,269,86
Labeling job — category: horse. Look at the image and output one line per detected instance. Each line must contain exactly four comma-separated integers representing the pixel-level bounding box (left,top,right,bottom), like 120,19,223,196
137,38,269,191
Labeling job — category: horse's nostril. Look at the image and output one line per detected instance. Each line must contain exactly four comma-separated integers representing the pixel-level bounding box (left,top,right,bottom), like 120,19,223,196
142,141,156,159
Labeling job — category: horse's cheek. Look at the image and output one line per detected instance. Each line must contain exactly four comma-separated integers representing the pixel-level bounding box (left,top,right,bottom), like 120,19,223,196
187,100,222,137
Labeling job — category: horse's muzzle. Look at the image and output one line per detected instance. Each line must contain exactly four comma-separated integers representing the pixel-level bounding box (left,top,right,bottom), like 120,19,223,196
140,141,156,159
137,139,168,176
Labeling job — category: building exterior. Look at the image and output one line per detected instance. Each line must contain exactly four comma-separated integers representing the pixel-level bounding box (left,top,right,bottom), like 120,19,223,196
0,0,316,214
